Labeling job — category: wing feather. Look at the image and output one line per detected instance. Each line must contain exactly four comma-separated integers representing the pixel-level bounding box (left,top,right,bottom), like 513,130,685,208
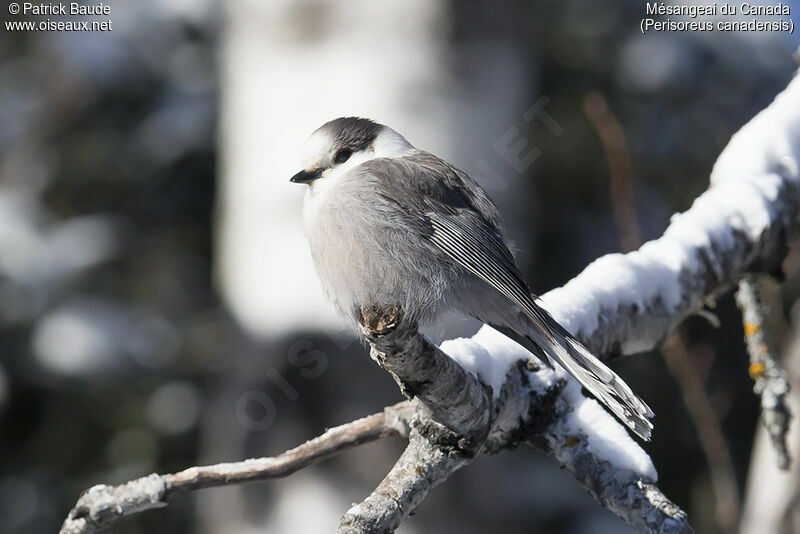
427,212,556,340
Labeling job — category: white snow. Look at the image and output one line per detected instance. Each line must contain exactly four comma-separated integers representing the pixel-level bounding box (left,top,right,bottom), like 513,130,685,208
441,330,521,399
560,379,658,480
711,72,800,188
441,324,563,399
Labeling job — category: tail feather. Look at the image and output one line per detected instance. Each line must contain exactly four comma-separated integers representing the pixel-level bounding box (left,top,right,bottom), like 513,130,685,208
544,330,654,441
490,318,654,441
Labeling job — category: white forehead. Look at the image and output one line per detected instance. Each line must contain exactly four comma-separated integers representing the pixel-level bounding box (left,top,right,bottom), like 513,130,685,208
300,129,332,170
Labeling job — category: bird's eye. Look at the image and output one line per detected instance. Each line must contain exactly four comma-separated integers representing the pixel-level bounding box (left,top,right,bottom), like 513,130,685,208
333,148,352,164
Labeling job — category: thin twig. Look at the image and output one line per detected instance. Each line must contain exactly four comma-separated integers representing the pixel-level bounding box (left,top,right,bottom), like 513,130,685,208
583,92,642,253
735,275,792,470
60,403,413,534
661,333,741,529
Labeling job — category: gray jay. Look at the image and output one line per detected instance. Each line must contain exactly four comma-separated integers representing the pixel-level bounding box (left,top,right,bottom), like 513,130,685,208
291,117,653,440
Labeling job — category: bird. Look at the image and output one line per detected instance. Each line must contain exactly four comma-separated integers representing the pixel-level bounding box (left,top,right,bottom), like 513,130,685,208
290,117,654,440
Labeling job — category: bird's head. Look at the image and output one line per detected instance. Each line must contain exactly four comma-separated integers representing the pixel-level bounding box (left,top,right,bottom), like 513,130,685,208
290,117,413,185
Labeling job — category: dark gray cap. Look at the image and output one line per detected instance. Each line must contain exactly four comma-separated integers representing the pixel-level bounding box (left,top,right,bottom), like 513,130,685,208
317,117,384,152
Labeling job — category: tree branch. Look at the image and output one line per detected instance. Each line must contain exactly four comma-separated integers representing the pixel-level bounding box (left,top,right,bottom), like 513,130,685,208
338,429,470,534
359,307,491,439
530,435,690,533
59,403,414,534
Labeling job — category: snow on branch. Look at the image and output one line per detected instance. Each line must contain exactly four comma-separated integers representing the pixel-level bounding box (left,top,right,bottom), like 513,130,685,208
61,72,800,534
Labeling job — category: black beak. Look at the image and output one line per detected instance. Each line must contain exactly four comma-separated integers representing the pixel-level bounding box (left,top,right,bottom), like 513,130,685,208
290,169,322,184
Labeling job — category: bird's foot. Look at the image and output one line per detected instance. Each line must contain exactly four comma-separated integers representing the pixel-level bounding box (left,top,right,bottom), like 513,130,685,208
359,305,401,336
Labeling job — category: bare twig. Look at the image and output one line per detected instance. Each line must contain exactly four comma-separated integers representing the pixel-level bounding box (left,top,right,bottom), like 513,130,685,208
60,403,414,534
661,333,741,529
735,275,792,470
583,92,642,253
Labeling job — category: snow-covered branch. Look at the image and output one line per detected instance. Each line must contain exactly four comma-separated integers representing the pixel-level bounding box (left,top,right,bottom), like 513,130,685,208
61,72,800,533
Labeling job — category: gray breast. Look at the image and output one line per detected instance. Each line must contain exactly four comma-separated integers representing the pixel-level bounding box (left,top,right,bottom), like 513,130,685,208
305,164,459,323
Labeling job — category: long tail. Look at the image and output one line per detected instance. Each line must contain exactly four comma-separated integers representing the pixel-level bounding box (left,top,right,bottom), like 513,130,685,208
490,313,654,441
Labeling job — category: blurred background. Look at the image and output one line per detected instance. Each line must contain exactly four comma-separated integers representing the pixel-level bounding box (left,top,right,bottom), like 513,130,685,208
1,0,799,533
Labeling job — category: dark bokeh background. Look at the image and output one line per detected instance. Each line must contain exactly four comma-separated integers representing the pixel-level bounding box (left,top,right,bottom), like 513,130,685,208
1,1,799,533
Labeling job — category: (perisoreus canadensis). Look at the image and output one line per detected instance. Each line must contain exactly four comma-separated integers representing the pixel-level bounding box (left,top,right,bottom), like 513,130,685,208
291,117,653,440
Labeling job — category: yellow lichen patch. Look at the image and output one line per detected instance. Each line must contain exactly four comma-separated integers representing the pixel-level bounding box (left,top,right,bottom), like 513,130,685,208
743,323,761,336
565,436,578,447
749,362,765,379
